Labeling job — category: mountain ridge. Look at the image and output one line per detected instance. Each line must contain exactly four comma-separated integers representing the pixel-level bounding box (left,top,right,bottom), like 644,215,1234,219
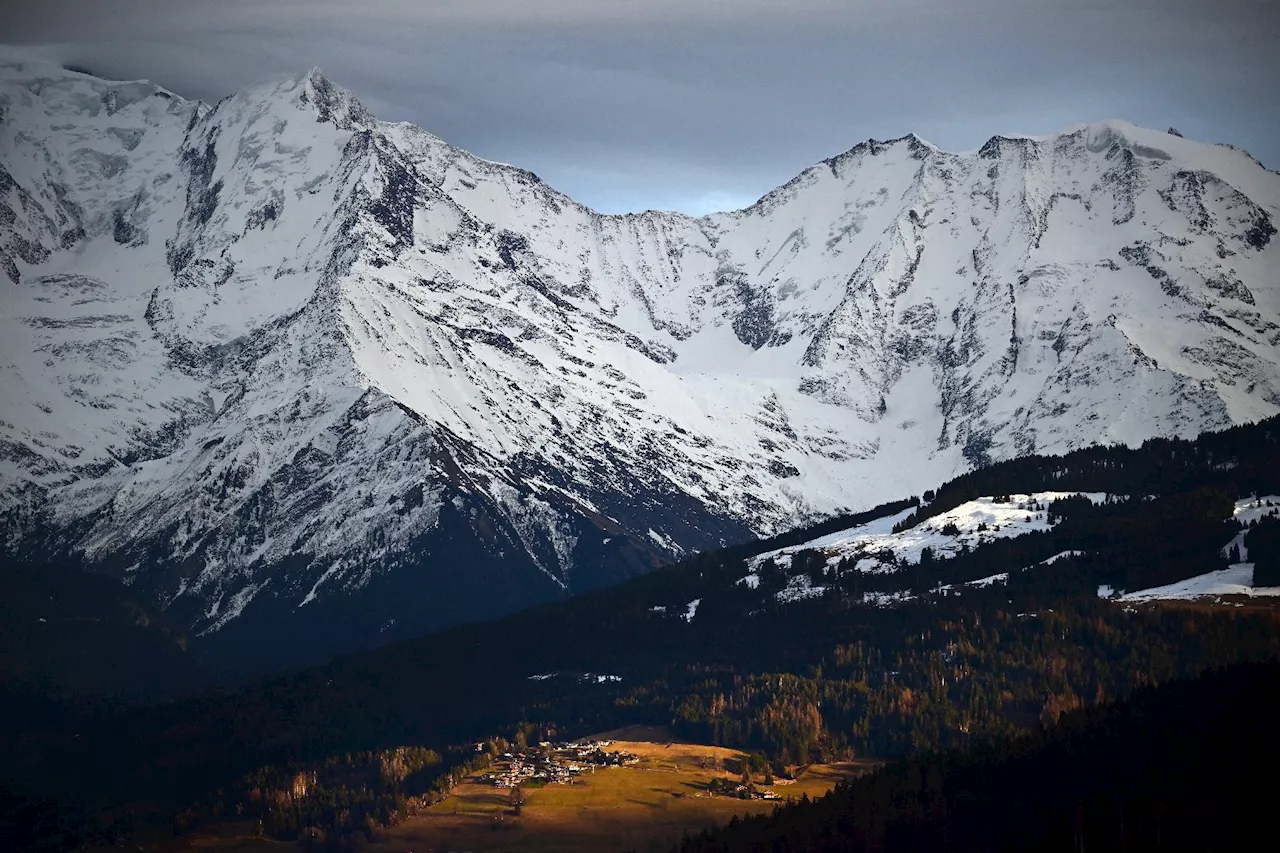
1,60,1277,671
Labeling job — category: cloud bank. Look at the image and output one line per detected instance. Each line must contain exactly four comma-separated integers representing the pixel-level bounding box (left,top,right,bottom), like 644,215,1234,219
3,0,1278,214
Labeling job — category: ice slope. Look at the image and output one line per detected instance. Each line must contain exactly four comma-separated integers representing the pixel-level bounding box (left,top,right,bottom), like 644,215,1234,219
2,62,1279,668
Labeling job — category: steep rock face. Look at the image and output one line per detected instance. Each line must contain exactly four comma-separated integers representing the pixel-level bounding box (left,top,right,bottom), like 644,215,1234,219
2,63,1277,671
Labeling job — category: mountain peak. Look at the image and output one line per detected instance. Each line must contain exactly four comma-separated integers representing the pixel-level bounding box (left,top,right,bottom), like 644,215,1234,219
296,66,373,130
222,65,374,130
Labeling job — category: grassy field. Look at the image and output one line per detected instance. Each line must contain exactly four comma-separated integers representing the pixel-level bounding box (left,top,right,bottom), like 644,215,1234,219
377,727,872,853
136,727,871,853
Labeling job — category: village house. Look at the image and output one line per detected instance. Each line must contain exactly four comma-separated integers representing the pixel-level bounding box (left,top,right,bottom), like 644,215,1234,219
485,741,639,787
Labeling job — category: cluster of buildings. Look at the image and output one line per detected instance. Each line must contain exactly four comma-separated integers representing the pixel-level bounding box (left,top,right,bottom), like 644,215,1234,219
704,776,784,801
734,784,783,801
486,740,640,788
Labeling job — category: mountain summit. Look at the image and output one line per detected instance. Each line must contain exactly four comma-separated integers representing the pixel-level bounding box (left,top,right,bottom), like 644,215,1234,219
1,63,1277,671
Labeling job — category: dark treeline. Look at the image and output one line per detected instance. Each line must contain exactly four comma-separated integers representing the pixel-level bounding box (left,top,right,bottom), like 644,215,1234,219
714,497,920,564
670,660,1280,853
892,417,1280,532
0,561,207,706
657,593,1279,763
178,743,503,849
1248,511,1280,585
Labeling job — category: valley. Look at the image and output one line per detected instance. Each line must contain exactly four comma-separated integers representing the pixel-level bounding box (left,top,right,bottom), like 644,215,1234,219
114,731,870,853
372,733,868,853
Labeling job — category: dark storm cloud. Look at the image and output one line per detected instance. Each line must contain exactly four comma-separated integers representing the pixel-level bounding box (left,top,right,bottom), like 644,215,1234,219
3,1,1278,213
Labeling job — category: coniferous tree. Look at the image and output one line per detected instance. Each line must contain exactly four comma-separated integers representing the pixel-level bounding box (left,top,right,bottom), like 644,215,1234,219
1247,515,1280,586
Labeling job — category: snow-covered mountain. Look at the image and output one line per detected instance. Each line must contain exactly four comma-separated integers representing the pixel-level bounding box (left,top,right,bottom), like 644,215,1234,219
2,63,1277,671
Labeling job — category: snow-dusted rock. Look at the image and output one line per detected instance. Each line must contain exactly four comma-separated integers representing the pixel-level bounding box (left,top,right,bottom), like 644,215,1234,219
2,63,1278,669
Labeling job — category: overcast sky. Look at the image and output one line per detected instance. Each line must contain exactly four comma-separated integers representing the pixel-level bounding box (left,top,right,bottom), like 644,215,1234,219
3,0,1278,214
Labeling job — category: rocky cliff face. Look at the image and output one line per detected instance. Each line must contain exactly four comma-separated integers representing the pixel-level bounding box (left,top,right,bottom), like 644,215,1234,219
2,63,1276,671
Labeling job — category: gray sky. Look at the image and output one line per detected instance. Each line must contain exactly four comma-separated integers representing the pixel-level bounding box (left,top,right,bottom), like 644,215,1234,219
3,0,1278,214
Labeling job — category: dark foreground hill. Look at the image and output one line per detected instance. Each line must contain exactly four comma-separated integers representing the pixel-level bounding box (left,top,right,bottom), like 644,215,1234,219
672,660,1280,853
0,562,207,706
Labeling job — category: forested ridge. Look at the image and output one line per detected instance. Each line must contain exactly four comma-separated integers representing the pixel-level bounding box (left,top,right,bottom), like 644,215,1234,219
894,417,1280,529
3,416,1280,851
669,660,1280,853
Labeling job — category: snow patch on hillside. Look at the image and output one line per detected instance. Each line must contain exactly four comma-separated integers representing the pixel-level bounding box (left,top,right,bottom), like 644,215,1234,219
1106,564,1280,602
1233,496,1280,526
753,493,1108,573
1103,496,1280,602
776,574,827,603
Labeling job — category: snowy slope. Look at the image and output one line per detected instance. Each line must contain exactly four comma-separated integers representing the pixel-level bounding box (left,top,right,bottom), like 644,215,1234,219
2,62,1278,669
751,492,1107,574
670,493,1277,617
1100,496,1280,602
1107,564,1280,602
665,492,1115,615
741,493,1105,606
